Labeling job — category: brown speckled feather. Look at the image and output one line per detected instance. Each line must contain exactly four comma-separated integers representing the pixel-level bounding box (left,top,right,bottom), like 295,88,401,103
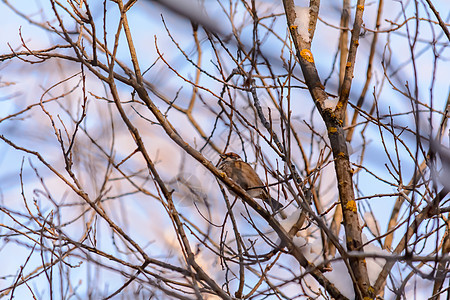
218,153,283,211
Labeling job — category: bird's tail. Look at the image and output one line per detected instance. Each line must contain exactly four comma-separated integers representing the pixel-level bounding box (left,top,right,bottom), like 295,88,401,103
265,197,283,212
265,197,287,219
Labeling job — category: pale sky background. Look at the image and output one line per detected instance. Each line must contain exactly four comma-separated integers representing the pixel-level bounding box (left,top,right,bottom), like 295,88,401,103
1,0,450,298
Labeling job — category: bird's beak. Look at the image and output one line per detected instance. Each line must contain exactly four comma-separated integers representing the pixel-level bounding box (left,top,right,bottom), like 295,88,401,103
219,154,226,159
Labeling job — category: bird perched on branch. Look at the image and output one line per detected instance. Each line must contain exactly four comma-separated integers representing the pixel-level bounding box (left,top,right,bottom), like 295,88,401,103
218,152,283,212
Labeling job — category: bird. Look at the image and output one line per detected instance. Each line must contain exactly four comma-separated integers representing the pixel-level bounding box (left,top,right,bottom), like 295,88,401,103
217,152,283,212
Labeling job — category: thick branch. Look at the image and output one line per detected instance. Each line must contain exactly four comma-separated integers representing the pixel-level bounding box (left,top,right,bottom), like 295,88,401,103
282,0,372,298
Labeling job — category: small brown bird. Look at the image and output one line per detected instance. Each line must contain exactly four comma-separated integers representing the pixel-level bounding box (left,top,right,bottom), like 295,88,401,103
218,152,283,211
